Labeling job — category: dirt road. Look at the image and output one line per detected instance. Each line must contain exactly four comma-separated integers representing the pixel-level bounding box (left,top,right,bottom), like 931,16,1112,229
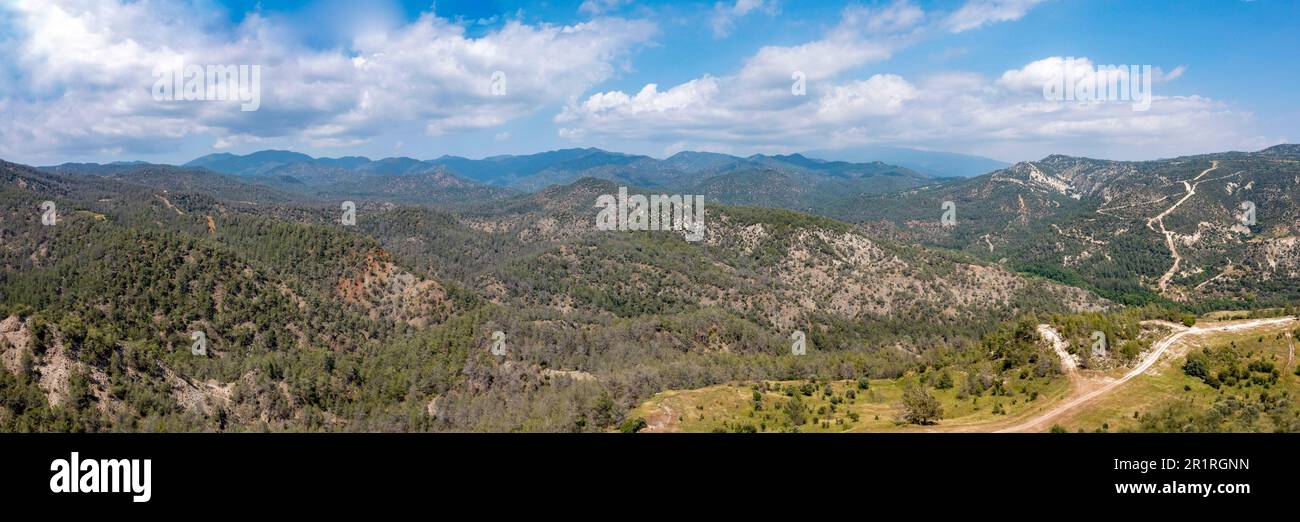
1148,161,1218,293
1287,331,1295,371
995,316,1297,433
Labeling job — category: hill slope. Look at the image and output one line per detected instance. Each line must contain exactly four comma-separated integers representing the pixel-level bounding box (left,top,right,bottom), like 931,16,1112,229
0,158,1105,432
845,146,1300,306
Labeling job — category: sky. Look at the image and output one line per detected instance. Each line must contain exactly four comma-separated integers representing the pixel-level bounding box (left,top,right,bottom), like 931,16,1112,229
0,0,1296,166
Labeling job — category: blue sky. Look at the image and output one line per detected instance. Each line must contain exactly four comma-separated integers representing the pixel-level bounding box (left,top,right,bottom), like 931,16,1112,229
0,0,1295,165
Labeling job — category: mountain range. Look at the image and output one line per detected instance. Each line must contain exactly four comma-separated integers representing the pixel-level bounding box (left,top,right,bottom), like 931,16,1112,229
3,142,1298,432
45,147,951,212
35,144,1300,308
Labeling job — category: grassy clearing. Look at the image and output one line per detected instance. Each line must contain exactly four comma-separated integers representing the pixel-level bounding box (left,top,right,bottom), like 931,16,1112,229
1200,309,1286,321
1055,322,1299,432
628,370,1068,433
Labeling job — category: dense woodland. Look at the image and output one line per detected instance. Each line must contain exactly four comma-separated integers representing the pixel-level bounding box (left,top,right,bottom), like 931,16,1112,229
0,150,1296,432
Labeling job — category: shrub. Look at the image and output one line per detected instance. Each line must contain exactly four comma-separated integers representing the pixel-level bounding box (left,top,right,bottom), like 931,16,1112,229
619,417,648,433
900,384,942,425
934,370,954,390
783,395,806,426
1183,354,1209,379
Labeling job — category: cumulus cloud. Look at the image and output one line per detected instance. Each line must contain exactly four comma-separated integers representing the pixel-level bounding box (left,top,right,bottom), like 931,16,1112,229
997,56,1189,98
0,0,1262,164
0,0,655,160
559,0,1263,164
818,75,918,119
829,65,1255,159
737,3,920,85
557,2,932,150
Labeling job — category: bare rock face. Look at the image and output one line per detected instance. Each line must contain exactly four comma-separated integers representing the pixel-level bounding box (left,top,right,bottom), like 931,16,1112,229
337,249,451,328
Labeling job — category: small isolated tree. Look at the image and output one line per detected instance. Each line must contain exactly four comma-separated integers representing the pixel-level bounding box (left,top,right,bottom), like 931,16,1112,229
1183,352,1209,379
1181,314,1197,327
900,384,943,425
934,370,954,390
783,395,806,426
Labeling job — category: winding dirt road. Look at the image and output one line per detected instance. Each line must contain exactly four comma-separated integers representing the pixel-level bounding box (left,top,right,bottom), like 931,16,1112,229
996,316,1297,432
1148,161,1219,293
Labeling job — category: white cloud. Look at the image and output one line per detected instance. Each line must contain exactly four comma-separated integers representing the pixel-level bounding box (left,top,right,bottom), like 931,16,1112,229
553,0,1258,159
560,47,1263,161
944,0,1043,33
740,2,924,86
0,0,655,160
558,3,929,147
710,0,781,38
818,75,918,119
997,57,1188,99
1158,65,1186,82
997,56,1094,91
0,0,1263,164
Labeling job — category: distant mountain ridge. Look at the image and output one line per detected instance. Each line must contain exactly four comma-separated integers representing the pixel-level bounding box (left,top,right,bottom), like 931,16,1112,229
804,145,1010,178
31,147,926,211
168,147,943,205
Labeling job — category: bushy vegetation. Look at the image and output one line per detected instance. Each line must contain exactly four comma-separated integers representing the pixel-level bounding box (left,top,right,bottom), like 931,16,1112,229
2,153,1294,434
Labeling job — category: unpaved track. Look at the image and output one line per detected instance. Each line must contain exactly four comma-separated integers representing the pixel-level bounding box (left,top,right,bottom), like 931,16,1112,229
1287,331,1295,371
996,316,1297,432
644,402,677,433
1038,324,1076,371
1147,161,1218,293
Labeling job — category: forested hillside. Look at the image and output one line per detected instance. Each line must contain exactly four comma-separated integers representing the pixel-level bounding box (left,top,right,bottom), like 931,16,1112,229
0,157,1104,432
846,147,1300,308
4,145,1296,432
